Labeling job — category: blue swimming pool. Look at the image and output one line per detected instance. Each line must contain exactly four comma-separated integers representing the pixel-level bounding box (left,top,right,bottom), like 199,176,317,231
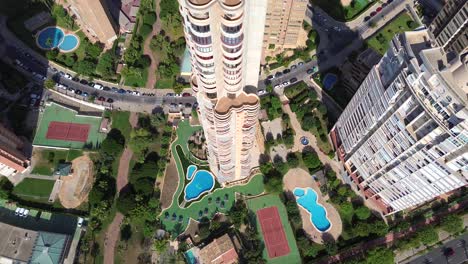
187,165,197,180
294,187,331,232
59,34,79,51
322,73,338,91
36,27,79,52
37,27,64,49
184,166,215,202
185,248,198,264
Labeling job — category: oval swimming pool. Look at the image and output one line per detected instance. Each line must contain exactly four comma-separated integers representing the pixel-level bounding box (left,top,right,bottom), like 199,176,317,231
37,27,64,49
59,34,79,52
184,169,214,202
294,187,331,232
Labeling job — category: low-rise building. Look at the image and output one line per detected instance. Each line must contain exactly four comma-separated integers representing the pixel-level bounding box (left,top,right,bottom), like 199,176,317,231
186,234,240,264
0,123,29,178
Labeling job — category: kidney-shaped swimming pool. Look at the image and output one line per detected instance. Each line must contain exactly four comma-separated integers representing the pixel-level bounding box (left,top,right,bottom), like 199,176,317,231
293,187,331,232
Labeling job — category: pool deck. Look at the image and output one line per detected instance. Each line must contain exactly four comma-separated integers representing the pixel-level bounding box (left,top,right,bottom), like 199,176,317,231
283,168,342,244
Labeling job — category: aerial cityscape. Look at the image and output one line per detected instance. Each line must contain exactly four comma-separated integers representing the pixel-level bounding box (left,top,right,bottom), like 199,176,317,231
0,0,466,263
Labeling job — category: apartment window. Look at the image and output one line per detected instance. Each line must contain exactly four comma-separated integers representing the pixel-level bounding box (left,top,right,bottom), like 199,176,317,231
196,46,212,53
191,33,212,45
192,24,210,33
206,92,217,99
221,34,243,46
223,45,242,54
222,24,242,34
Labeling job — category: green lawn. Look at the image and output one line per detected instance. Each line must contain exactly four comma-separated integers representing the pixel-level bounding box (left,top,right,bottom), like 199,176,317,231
343,0,376,20
110,111,132,141
155,78,175,89
246,195,301,264
33,102,105,149
13,178,55,199
367,13,419,54
159,120,264,235
124,67,149,88
31,149,84,176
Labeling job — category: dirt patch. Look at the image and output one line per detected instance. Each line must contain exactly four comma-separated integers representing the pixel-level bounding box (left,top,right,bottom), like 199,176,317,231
104,213,124,264
58,155,94,208
160,156,179,209
341,0,352,6
117,147,133,192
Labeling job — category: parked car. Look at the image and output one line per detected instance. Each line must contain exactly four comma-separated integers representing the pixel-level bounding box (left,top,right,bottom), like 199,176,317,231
274,72,283,78
93,83,103,90
106,98,114,103
67,87,75,93
166,93,174,97
444,248,455,257
282,81,290,86
118,89,126,94
22,209,29,218
98,96,106,101
82,92,89,97
364,16,371,21
370,11,377,16
290,65,297,70
307,68,314,74
18,208,25,217
185,103,192,108
193,102,199,108
267,75,274,80
103,86,111,91
283,68,291,74
64,73,72,79
72,77,79,82
170,103,177,108
75,90,82,95
182,92,191,97
133,91,140,96
79,79,88,85
77,217,84,227
258,89,267,95
290,77,298,83
376,7,382,12
15,208,21,216
298,62,304,66
88,82,95,87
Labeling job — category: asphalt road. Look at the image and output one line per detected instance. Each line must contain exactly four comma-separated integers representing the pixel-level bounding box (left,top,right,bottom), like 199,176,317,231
408,233,468,264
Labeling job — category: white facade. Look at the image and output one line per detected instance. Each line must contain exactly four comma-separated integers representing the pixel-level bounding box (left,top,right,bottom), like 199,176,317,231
331,31,467,215
178,0,264,183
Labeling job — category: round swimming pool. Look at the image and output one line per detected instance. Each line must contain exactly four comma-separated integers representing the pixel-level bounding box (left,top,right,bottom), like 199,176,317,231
36,27,79,53
37,27,64,50
59,35,79,52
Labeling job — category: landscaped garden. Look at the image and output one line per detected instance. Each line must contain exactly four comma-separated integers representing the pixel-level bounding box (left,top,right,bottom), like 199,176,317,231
159,120,265,236
367,12,419,54
310,0,376,21
31,149,83,176
12,178,55,202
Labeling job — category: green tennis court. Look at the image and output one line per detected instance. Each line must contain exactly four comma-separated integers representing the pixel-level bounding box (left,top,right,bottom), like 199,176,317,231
33,102,105,149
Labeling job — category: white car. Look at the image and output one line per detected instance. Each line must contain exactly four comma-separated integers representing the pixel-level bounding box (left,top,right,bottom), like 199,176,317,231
258,90,267,95
23,209,29,218
77,217,84,227
274,84,282,89
64,73,72,79
93,83,103,90
18,208,25,217
15,208,21,216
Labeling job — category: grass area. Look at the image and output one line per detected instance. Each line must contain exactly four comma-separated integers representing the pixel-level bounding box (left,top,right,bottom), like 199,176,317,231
110,111,131,140
343,0,376,20
367,13,419,54
31,149,84,175
124,67,149,88
160,120,263,235
311,0,376,21
33,102,105,149
155,78,175,89
246,195,301,264
13,178,55,199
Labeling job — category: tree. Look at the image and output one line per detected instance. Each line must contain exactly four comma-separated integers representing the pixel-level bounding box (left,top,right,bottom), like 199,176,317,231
0,177,13,199
302,113,318,131
100,129,125,156
73,60,96,76
96,51,116,77
286,152,299,168
324,241,338,255
355,206,371,220
297,236,322,257
44,79,56,90
364,247,394,264
116,190,137,215
153,239,168,253
339,202,354,223
369,220,389,236
440,214,464,234
417,226,439,245
302,149,321,169
228,199,248,228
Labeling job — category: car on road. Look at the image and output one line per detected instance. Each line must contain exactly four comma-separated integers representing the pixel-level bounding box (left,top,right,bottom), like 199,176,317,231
118,89,126,94
182,92,191,97
193,102,199,108
443,247,455,257
75,90,82,95
274,72,283,78
170,103,177,108
166,93,174,97
103,86,111,91
376,7,382,12
283,68,291,74
267,75,273,80
364,16,371,22
77,217,84,227
282,81,290,86
82,92,89,97
67,87,75,92
15,208,21,216
72,77,79,82
111,87,119,93
64,73,72,80
106,98,114,103
98,96,105,101
298,62,304,66
88,82,95,87
290,77,298,83
370,11,377,16
258,89,267,95
18,208,25,217
94,83,103,90
23,209,29,218
79,79,88,85
290,65,297,70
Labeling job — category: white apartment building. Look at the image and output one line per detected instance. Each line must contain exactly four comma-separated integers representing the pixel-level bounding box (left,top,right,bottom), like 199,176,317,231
178,0,266,183
330,30,467,215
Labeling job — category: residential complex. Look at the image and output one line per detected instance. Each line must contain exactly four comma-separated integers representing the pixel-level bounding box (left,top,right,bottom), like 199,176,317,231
262,0,308,59
428,0,468,55
331,30,467,215
106,0,141,33
187,234,240,264
0,123,29,178
68,0,118,45
178,0,266,183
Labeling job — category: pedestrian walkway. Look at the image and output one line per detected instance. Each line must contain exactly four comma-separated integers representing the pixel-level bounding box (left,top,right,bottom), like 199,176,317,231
143,0,162,89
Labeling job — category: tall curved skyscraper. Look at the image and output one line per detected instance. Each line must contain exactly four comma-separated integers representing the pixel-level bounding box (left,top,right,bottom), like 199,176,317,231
178,0,267,183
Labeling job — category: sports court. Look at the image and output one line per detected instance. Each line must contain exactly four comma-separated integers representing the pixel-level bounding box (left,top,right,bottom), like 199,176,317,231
246,194,300,264
33,102,105,149
257,206,290,258
46,122,90,142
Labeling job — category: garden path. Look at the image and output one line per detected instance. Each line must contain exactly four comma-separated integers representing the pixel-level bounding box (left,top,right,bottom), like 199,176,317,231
104,112,138,264
143,0,162,89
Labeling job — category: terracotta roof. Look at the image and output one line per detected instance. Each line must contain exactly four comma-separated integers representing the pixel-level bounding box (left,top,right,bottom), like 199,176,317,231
214,93,258,115
198,234,239,264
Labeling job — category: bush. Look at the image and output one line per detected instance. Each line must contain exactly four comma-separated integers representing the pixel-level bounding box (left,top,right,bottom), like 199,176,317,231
139,23,153,39
302,149,321,170
143,12,157,25
355,206,371,220
439,214,464,234
417,227,439,245
116,189,137,215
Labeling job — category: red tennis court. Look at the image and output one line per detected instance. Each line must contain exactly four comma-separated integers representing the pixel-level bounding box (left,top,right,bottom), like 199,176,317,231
46,121,90,142
257,206,290,258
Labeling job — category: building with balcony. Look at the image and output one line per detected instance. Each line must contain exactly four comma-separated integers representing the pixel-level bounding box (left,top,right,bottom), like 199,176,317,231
262,0,308,60
330,30,467,215
0,123,29,178
428,0,468,55
178,0,266,183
